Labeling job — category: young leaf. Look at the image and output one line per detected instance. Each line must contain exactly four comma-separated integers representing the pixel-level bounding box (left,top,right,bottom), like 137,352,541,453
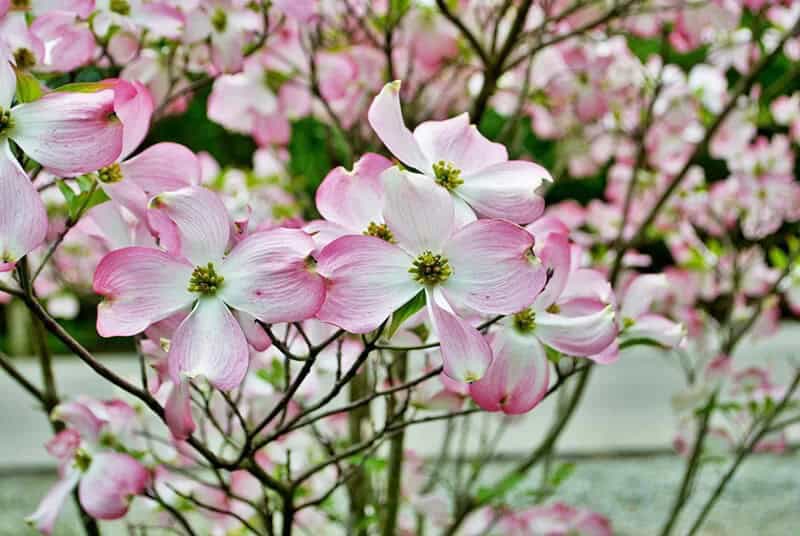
386,290,426,339
15,71,42,103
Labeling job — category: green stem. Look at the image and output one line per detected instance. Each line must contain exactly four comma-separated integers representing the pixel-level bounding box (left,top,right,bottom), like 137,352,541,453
444,365,593,535
658,393,717,536
381,352,408,536
685,371,800,535
345,364,373,536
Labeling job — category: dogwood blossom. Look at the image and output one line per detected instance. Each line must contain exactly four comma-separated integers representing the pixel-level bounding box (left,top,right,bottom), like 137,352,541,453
93,186,326,391
316,168,546,382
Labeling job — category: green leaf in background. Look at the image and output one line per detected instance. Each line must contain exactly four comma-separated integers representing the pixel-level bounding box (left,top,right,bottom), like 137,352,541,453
386,290,426,339
475,473,525,504
56,177,107,220
256,358,286,389
769,246,789,270
145,85,257,169
15,71,42,103
548,462,575,488
288,116,333,202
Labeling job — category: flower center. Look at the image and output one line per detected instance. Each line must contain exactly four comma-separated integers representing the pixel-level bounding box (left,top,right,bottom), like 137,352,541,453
110,0,131,15
188,263,225,295
11,0,30,8
513,308,536,333
432,160,463,191
13,48,36,70
363,222,395,243
0,108,14,138
97,162,123,183
211,8,228,32
74,448,92,472
409,250,452,285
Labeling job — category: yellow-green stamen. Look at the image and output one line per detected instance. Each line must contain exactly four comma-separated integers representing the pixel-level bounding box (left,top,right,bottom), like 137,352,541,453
97,162,123,183
188,263,225,295
432,160,463,191
0,108,14,137
211,8,228,32
409,250,452,285
513,308,536,333
363,222,395,243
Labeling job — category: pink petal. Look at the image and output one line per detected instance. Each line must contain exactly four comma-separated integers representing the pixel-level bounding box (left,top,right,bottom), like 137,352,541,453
0,143,48,267
442,220,544,315
164,378,195,440
148,186,231,265
526,214,571,238
626,313,685,348
100,180,150,222
273,0,317,22
588,340,619,364
45,430,81,462
26,470,80,535
30,12,94,71
303,219,351,250
536,305,618,357
427,289,492,383
469,330,550,414
621,273,669,320
558,269,616,313
382,167,454,255
120,142,199,192
168,298,249,390
134,2,185,39
235,310,271,351
315,153,392,232
114,79,154,160
11,89,123,175
367,81,430,173
51,400,104,442
413,113,507,176
93,247,195,337
458,161,549,224
78,452,150,520
0,48,14,108
315,235,418,333
533,232,572,310
219,228,326,323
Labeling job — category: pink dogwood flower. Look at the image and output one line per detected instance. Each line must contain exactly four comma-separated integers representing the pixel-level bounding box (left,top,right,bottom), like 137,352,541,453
93,186,326,394
316,168,546,382
618,273,686,348
368,80,551,225
27,398,150,534
0,56,123,271
89,80,201,219
305,152,393,248
469,230,617,414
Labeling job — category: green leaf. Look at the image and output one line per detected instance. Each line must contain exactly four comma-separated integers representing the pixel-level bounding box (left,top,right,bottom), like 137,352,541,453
364,457,387,473
54,81,112,93
547,462,575,488
544,346,561,364
15,71,42,103
76,174,95,193
386,290,426,339
56,180,78,218
769,247,789,269
475,473,524,504
255,359,285,389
